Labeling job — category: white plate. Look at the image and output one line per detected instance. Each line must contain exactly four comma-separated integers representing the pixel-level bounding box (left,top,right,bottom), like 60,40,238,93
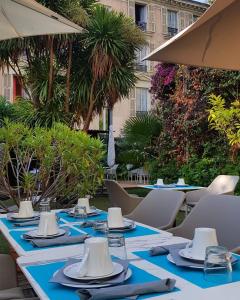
59,268,132,288
179,248,205,262
63,261,124,281
24,228,66,239
167,254,238,270
108,221,136,232
10,212,39,220
167,254,203,269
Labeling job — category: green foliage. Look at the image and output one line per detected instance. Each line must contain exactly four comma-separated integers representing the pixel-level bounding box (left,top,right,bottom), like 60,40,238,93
0,97,15,125
118,114,162,166
0,121,104,206
180,144,240,194
208,94,240,146
0,2,146,129
144,64,240,187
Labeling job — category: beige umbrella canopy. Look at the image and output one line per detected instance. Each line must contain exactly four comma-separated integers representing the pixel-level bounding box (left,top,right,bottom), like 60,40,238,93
145,0,240,70
0,0,81,41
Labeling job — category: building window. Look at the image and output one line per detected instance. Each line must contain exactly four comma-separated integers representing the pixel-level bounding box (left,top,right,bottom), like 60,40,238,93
167,10,178,36
135,4,147,31
135,46,148,72
193,15,199,22
104,5,112,11
136,88,148,115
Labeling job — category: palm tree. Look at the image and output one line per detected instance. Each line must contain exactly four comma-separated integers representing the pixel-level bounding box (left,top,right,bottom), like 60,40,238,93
0,1,146,129
71,6,146,130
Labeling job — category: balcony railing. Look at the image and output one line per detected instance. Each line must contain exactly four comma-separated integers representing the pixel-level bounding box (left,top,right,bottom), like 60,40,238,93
136,111,148,117
134,64,148,72
136,21,147,31
167,27,178,37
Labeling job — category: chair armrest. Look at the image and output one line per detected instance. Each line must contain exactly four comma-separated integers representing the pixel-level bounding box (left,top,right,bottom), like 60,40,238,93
0,255,18,290
0,287,24,300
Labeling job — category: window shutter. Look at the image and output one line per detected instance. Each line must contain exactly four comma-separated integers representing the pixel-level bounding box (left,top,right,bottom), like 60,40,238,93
185,12,193,26
3,74,11,101
178,11,185,31
149,42,155,72
128,0,135,20
147,4,156,32
161,7,167,34
129,88,136,117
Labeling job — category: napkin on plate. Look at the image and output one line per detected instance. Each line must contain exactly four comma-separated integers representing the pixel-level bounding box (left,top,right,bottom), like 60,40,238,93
76,278,176,300
50,258,129,285
30,234,89,248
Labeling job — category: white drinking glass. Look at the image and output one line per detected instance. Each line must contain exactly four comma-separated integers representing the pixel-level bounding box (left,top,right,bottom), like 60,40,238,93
177,178,185,185
107,207,124,228
18,201,34,218
37,211,58,236
84,237,114,277
156,179,164,185
186,228,218,260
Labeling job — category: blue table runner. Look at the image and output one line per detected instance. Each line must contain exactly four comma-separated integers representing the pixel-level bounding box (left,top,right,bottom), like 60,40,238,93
26,260,179,300
134,251,240,288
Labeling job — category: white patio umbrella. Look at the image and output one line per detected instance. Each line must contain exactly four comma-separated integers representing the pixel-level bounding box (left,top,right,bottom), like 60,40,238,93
0,0,81,41
145,0,240,70
107,125,115,168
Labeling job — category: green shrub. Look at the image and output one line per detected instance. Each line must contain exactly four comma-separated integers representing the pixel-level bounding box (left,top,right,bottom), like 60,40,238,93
0,121,104,206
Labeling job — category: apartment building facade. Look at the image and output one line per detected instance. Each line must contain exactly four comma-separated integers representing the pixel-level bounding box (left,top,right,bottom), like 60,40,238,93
0,0,208,135
92,0,208,135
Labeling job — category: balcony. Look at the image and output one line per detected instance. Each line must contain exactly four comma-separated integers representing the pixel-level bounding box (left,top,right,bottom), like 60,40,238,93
136,21,147,31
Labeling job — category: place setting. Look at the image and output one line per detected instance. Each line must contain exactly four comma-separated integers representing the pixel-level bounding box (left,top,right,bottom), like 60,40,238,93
154,178,189,188
65,198,102,218
19,210,88,248
49,236,177,299
135,227,239,287
7,200,40,224
93,207,136,234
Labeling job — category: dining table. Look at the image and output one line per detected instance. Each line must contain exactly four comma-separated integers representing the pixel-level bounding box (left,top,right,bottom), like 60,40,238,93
1,209,240,300
139,184,204,191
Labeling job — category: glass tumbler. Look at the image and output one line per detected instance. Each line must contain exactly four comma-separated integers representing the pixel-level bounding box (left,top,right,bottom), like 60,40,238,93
74,205,87,222
39,200,51,213
204,246,233,284
108,233,127,260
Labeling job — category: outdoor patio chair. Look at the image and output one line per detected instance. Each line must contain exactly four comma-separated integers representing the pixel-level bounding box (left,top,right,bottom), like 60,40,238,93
169,194,240,251
0,254,39,300
185,175,239,213
125,190,185,230
104,179,143,215
104,164,119,180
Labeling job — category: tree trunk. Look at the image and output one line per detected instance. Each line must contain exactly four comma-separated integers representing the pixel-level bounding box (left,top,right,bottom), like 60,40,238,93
65,41,73,113
48,36,54,101
82,78,97,132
